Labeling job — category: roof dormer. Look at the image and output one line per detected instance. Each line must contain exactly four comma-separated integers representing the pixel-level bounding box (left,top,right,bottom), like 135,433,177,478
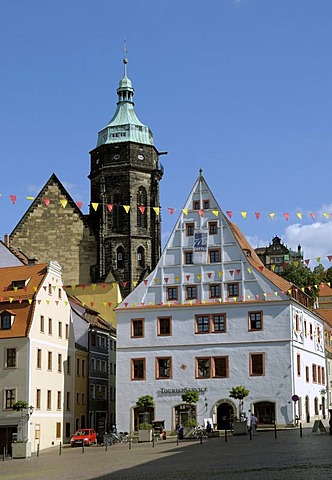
0,310,16,330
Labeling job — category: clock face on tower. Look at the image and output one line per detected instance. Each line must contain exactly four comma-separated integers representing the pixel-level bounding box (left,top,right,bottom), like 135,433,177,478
138,154,144,160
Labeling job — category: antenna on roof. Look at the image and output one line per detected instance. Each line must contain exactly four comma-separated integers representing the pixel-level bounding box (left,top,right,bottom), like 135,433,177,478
123,38,128,76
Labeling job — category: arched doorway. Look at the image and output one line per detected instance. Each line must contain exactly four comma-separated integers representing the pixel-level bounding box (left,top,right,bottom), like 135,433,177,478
217,403,234,430
254,402,275,424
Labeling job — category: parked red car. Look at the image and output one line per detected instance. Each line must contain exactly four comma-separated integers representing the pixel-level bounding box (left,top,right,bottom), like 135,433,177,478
70,428,97,447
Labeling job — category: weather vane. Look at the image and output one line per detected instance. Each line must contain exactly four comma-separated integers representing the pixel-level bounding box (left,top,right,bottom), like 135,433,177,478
123,38,128,75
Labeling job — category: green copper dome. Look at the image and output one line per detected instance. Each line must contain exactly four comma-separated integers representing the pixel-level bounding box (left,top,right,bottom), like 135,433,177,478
97,61,154,147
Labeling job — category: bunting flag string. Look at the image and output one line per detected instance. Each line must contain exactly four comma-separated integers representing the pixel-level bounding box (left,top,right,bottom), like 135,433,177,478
1,190,332,222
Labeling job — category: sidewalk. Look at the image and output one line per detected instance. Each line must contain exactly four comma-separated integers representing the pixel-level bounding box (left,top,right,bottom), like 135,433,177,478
1,427,332,480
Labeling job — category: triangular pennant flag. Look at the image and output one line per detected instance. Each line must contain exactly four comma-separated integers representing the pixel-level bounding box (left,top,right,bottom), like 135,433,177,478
46,300,50,305
43,198,50,207
122,282,127,287
175,276,180,282
138,206,146,214
28,299,32,304
236,269,241,275
168,208,175,215
212,210,219,217
92,284,97,290
9,297,14,303
13,286,18,292
255,294,259,299
55,301,59,305
186,275,190,281
107,204,113,212
123,205,130,213
274,292,278,296
271,264,276,271
226,211,232,218
293,261,299,267
233,297,237,302
76,201,83,209
207,273,212,278
197,274,201,280
304,259,310,265
164,278,169,283
255,212,260,220
18,298,23,303
153,207,160,215
43,286,47,291
182,209,188,215
154,278,159,284
328,255,332,262
10,195,17,205
310,212,315,220
108,302,112,307
247,267,252,273
269,212,275,220
241,211,247,219
296,212,303,220
144,279,148,285
132,281,138,287
315,257,321,263
283,213,289,221
229,270,234,276
60,199,68,208
26,196,35,201
90,302,94,307
258,266,264,272
92,203,99,211
198,209,204,217
218,271,223,277
323,213,329,219
38,299,41,304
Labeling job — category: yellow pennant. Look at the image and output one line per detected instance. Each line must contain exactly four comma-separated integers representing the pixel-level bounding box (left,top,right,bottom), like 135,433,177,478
218,271,223,277
28,299,33,304
315,257,321,263
9,297,14,303
46,300,50,305
92,284,97,290
154,278,159,284
296,212,303,220
247,267,252,273
293,261,299,267
182,209,188,215
232,297,237,302
247,295,251,300
132,302,137,307
26,196,35,201
271,265,275,271
269,212,275,220
14,286,18,291
71,284,76,290
133,281,138,287
64,301,68,306
212,210,219,217
60,199,68,208
274,292,278,296
34,286,38,292
123,205,130,213
92,203,99,211
175,276,180,282
197,274,201,280
263,293,267,298
218,298,222,303
323,213,329,219
241,211,247,219
153,207,160,215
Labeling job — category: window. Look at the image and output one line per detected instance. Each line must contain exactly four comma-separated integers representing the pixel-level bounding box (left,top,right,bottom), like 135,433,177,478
76,358,80,376
297,354,301,376
65,324,69,339
48,318,52,335
48,352,52,370
97,360,101,372
66,392,70,411
48,283,52,295
196,315,209,333
186,223,194,236
227,283,239,297
210,284,221,298
167,287,178,301
102,361,107,373
213,314,226,333
295,314,300,332
82,393,85,405
304,320,307,336
131,318,144,338
37,349,42,369
47,390,52,410
322,367,325,384
196,358,210,378
90,384,95,399
250,353,265,376
305,366,309,382
203,199,210,209
101,337,106,348
158,317,172,336
58,288,62,300
184,251,193,264
249,311,263,331
156,357,172,379
209,222,218,235
36,389,41,409
312,364,317,383
186,285,197,300
193,200,200,210
67,356,71,375
5,389,16,409
131,358,145,380
91,333,96,346
209,249,220,263
56,422,61,439
58,321,62,338
213,357,229,378
76,393,80,404
6,348,16,368
117,246,125,269
58,354,62,373
91,358,96,371
309,323,313,340
82,359,85,377
1,312,13,330
137,247,145,268
40,315,44,333
318,365,321,384
57,391,61,410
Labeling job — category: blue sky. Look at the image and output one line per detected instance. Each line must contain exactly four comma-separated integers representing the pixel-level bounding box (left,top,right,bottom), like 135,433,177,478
1,0,332,267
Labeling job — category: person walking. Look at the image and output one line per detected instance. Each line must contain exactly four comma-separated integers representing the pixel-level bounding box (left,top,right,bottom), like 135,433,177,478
250,413,258,435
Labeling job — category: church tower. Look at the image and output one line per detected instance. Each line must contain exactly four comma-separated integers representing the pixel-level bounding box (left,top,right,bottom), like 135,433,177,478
88,57,165,297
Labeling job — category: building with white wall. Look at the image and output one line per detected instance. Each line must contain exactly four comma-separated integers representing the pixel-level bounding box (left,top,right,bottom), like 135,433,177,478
116,172,326,433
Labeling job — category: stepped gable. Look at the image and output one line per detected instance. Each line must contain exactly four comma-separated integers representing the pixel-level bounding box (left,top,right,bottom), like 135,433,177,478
0,263,48,337
117,171,294,309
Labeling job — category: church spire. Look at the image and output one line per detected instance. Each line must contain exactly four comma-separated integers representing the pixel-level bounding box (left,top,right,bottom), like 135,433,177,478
97,54,154,147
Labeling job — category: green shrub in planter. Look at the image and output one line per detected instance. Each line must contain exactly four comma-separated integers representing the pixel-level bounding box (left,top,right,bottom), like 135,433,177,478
139,423,152,430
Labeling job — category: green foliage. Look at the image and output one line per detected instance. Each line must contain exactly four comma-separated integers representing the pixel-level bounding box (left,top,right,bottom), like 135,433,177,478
229,386,249,401
138,423,152,430
281,262,323,300
12,401,29,412
181,390,199,404
135,395,155,408
183,419,198,427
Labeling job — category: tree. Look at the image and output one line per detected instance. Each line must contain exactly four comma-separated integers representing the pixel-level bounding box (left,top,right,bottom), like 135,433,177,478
135,395,155,408
281,262,319,300
229,386,249,421
181,390,199,405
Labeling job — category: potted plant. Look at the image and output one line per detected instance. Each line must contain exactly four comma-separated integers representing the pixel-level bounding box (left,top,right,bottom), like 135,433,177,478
11,401,32,458
136,396,155,442
181,390,199,437
229,386,249,435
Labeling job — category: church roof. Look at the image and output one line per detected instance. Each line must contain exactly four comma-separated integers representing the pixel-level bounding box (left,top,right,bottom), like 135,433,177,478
117,171,295,309
97,59,154,147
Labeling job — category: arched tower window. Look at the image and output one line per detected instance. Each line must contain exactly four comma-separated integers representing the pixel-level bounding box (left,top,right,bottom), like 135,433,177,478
111,187,123,231
137,246,145,268
137,186,147,229
117,246,125,269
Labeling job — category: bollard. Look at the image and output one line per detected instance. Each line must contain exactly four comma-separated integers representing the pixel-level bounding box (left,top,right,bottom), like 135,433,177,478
300,422,302,438
274,424,277,439
105,440,108,452
37,444,40,457
152,433,155,448
3,446,5,462
200,432,203,444
129,437,132,450
82,444,85,454
59,441,62,455
225,429,227,442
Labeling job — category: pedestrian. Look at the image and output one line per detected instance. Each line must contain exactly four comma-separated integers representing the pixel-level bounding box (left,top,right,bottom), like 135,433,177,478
250,413,258,435
206,421,212,434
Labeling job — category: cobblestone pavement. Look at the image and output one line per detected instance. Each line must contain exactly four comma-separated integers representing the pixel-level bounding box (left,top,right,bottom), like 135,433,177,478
2,429,332,480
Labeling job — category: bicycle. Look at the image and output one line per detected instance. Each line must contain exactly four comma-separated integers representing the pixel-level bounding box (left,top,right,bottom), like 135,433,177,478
189,426,208,439
110,431,129,443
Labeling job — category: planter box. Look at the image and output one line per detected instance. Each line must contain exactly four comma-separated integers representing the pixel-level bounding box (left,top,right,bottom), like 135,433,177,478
138,429,152,442
233,422,247,436
12,442,31,459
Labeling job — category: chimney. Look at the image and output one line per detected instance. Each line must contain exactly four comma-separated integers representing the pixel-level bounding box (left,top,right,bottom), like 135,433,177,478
4,234,9,247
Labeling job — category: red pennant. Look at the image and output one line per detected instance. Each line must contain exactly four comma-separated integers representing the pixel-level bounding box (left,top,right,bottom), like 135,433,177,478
207,273,212,278
141,302,145,306
108,302,112,307
328,255,332,262
283,213,290,221
255,294,259,299
226,211,232,218
0,297,3,302
124,302,128,307
186,275,190,281
81,284,86,290
144,280,148,285
138,206,145,214
43,286,47,291
3,287,7,292
90,302,94,307
107,204,113,212
168,208,175,215
304,259,310,266
76,201,83,209
122,282,127,287
10,195,17,205
18,298,23,303
164,278,169,283
236,269,241,275
24,286,27,292
229,270,234,276
310,212,315,220
282,262,288,269
255,212,260,220
101,283,106,288
55,301,59,305
43,198,50,206
38,300,41,304
62,285,67,290
258,266,264,272
198,209,204,217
